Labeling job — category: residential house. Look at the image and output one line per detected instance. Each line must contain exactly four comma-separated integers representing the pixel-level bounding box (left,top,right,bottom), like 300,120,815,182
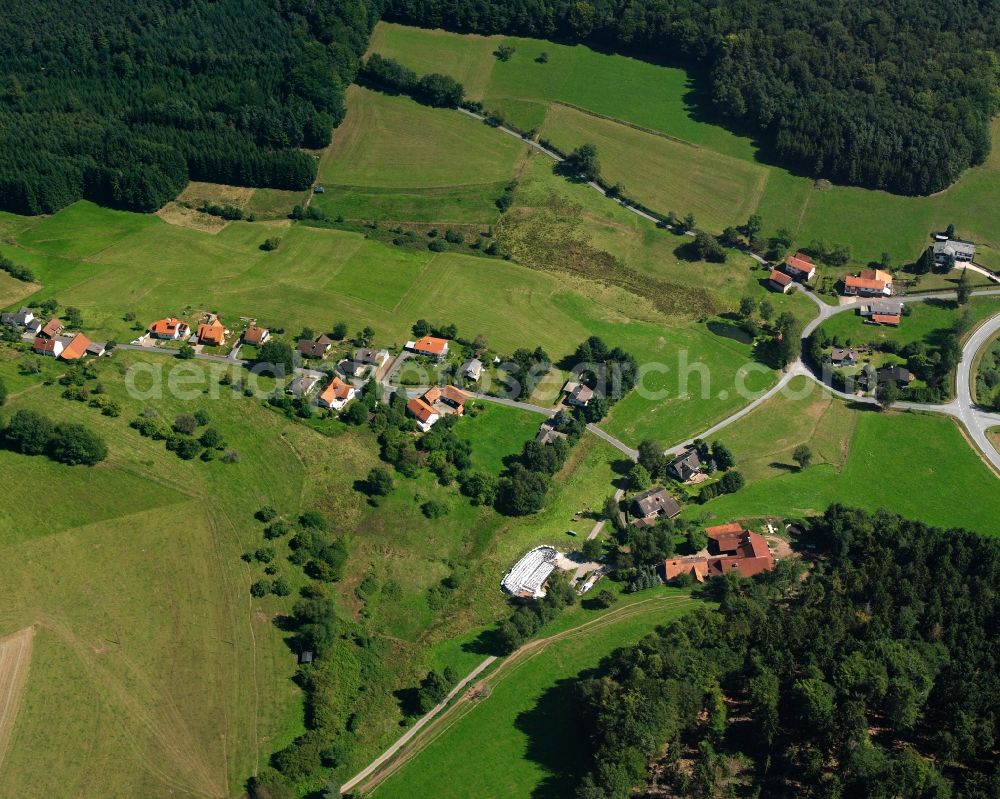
441,384,468,413
405,336,449,359
663,525,774,582
768,269,793,293
877,365,913,387
406,396,440,432
197,314,227,346
783,252,816,281
337,359,366,378
148,317,190,340
667,447,702,482
830,347,859,367
38,319,63,339
355,348,390,369
859,299,904,318
287,374,320,397
1,307,34,328
86,341,107,358
24,319,42,335
317,376,356,411
933,238,975,265
844,269,893,297
33,336,65,357
631,486,681,526
297,335,332,360
535,421,567,445
243,326,269,346
460,358,484,382
60,332,92,361
563,380,594,407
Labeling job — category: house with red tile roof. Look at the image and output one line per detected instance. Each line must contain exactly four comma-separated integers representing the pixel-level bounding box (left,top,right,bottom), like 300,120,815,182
148,317,190,340
406,396,440,432
870,314,901,327
242,326,269,346
38,319,64,339
783,252,816,281
664,525,774,583
60,332,92,361
844,268,893,297
197,315,227,346
441,384,468,412
33,336,64,357
317,376,356,411
405,336,449,359
769,269,793,293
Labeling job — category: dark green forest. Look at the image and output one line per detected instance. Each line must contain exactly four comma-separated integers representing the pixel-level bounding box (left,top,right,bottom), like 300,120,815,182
570,506,999,798
384,0,1000,195
0,0,381,214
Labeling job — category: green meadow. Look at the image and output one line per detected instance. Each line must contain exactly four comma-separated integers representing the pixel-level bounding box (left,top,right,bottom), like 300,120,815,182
373,591,695,799
691,376,1000,535
371,22,1000,266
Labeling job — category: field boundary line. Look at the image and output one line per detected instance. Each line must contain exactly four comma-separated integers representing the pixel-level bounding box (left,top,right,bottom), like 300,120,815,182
546,101,700,149
0,626,35,773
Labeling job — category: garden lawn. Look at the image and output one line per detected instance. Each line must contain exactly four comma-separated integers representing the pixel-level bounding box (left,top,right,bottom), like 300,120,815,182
455,402,541,474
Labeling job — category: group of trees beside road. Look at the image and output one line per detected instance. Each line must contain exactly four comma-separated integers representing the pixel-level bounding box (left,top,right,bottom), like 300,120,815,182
569,504,1000,799
358,53,465,107
384,0,998,195
0,0,380,214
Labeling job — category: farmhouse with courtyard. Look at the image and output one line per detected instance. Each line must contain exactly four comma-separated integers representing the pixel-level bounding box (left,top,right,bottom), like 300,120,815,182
663,523,774,582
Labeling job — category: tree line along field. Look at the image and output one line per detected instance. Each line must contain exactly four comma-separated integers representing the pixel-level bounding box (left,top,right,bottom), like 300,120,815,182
371,591,695,799
368,22,1000,268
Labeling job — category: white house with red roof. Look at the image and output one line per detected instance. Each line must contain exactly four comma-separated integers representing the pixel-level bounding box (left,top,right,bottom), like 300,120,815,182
148,317,190,340
405,336,449,359
783,252,816,281
317,376,356,410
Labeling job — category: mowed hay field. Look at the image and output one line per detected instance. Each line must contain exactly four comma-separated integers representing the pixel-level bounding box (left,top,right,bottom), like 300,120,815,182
540,103,768,232
314,86,527,224
371,23,1000,266
689,376,1000,535
372,591,695,799
0,627,34,772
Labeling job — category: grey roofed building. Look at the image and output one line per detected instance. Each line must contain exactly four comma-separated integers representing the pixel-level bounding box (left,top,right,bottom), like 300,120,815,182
460,357,484,381
860,299,904,317
536,422,568,445
830,347,859,366
25,318,42,334
566,383,594,407
297,338,330,359
877,365,913,386
933,238,975,263
631,486,681,522
86,341,107,357
355,347,388,365
2,306,34,327
667,447,702,482
287,374,320,396
337,359,366,378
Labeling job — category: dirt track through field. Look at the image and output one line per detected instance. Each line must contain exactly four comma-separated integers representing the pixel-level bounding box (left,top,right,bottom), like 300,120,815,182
0,627,35,772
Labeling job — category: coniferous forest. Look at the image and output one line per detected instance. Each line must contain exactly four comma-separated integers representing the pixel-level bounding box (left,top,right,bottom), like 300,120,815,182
0,0,381,214
384,0,1000,195
569,505,1000,799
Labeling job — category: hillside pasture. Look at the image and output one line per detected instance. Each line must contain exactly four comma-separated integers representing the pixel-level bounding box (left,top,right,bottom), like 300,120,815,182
372,23,1000,266
540,103,768,232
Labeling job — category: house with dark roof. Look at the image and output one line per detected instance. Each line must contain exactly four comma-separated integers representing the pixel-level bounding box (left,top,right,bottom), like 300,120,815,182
831,347,859,367
860,299,904,318
667,447,702,482
297,336,332,359
877,365,913,387
631,486,681,526
1,307,34,328
287,374,320,397
536,421,568,445
355,348,389,368
562,381,594,407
